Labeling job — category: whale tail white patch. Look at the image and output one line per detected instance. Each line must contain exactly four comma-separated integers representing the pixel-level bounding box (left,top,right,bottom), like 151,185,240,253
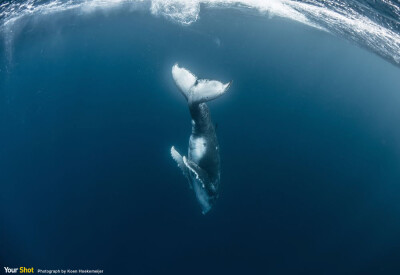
172,64,231,105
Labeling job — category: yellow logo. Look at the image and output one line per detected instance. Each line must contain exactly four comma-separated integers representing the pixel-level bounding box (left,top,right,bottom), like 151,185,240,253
19,267,34,273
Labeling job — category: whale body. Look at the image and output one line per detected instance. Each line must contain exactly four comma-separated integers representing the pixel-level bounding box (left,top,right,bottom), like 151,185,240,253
170,64,231,214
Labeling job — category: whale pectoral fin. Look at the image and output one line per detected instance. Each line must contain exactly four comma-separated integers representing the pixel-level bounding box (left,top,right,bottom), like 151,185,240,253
171,146,188,176
182,157,210,188
171,146,191,188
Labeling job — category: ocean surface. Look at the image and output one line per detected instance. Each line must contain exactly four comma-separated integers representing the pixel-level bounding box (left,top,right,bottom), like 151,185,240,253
1,0,400,274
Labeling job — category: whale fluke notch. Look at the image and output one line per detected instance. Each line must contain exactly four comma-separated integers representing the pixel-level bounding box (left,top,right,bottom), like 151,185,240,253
172,64,231,105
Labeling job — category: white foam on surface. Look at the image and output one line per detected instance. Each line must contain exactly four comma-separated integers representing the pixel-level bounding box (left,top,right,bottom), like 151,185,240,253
0,0,399,66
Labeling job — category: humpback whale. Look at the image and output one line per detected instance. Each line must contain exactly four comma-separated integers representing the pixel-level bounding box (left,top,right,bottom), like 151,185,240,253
170,64,232,214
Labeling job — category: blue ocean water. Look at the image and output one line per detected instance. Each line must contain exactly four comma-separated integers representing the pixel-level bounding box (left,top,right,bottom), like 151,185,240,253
1,1,400,274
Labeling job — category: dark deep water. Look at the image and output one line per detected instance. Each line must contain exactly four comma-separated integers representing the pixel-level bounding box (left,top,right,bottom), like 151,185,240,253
1,5,400,275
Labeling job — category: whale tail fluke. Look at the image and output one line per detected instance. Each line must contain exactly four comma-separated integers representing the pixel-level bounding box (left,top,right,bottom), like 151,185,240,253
172,64,231,105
